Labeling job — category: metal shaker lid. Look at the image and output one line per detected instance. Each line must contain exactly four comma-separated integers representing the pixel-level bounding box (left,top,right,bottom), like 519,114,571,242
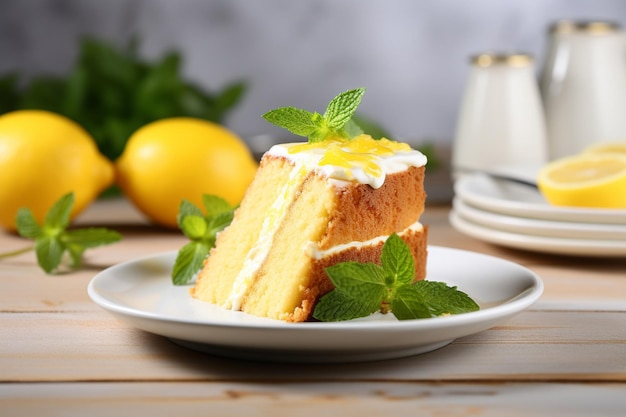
550,20,621,35
470,53,533,68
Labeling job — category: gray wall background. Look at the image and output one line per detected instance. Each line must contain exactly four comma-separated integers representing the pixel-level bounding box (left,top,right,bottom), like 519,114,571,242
2,0,626,148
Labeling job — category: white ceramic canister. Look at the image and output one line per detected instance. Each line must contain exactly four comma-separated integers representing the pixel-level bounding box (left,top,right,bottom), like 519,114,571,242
452,53,548,178
541,21,626,159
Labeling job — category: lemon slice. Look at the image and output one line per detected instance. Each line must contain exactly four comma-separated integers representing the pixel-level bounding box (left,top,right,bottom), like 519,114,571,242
537,154,626,208
583,142,626,154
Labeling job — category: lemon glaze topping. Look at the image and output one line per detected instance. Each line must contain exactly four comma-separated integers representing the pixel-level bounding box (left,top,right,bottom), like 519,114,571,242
268,135,427,189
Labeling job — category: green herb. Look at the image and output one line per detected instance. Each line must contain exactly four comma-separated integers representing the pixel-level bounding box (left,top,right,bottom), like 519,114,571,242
0,37,246,161
171,195,236,285
0,193,122,274
349,113,392,140
313,233,479,322
263,88,365,143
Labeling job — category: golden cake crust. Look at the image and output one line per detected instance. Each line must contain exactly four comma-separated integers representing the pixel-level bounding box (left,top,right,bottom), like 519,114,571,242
319,166,426,250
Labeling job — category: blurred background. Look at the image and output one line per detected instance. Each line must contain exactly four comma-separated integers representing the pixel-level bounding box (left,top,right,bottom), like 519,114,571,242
2,0,626,151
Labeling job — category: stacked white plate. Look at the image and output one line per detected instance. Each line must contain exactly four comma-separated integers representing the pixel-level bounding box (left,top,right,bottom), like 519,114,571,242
450,169,626,257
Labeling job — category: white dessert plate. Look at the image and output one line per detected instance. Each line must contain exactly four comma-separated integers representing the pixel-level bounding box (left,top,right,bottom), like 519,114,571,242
88,247,542,363
454,198,626,240
455,173,626,224
450,211,626,257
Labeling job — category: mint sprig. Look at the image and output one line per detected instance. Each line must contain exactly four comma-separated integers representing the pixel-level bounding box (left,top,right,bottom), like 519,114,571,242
171,194,236,285
263,88,365,143
313,234,480,322
3,192,122,274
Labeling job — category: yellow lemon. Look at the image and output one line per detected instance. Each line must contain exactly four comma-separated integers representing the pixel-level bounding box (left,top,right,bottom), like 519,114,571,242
582,141,626,155
0,110,114,231
115,118,257,228
537,153,626,208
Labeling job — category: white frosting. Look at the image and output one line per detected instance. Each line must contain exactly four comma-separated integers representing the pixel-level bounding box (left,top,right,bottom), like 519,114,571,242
267,142,427,189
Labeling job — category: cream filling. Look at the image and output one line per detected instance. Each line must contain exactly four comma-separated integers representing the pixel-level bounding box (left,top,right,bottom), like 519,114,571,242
304,221,424,260
225,164,308,310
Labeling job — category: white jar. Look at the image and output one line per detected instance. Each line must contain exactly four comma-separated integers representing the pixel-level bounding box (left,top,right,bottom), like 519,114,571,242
452,53,548,177
541,21,626,159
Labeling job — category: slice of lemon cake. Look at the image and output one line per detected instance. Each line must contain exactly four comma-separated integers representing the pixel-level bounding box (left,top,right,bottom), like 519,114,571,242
191,134,428,321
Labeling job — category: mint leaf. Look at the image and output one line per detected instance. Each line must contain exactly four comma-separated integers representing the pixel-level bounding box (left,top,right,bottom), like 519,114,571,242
323,87,365,130
381,233,415,286
343,119,364,138
313,231,480,322
207,211,234,235
202,194,235,217
177,199,203,226
7,192,122,274
172,241,210,286
325,262,386,301
262,107,319,137
313,290,381,322
262,88,366,143
410,281,480,316
171,195,236,285
35,236,64,274
391,285,431,320
350,114,390,140
66,244,86,268
180,215,208,240
308,127,331,143
44,193,74,231
63,228,122,248
15,208,42,239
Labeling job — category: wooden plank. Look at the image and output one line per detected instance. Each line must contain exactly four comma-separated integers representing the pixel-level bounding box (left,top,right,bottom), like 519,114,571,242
1,381,625,417
1,310,624,382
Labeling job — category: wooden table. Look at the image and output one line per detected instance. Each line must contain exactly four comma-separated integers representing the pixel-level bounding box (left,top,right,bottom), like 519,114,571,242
1,197,625,416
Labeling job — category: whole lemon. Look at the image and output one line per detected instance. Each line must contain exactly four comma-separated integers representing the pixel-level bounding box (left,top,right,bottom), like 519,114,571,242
115,118,257,228
0,110,115,231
